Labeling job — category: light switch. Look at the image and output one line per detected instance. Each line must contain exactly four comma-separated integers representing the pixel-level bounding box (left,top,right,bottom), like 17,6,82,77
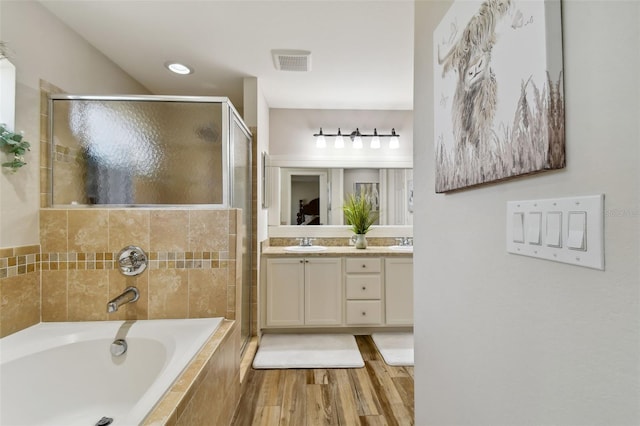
527,212,542,245
545,212,562,247
507,195,604,270
567,211,587,251
513,212,525,243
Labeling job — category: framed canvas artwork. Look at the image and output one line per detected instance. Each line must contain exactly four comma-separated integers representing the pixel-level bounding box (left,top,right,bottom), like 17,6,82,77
433,0,565,192
354,182,380,212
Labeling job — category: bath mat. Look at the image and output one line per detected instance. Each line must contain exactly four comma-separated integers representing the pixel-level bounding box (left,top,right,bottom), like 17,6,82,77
371,332,414,366
252,334,364,369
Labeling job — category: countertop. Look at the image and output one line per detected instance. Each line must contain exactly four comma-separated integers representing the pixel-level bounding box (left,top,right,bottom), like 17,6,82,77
261,246,413,257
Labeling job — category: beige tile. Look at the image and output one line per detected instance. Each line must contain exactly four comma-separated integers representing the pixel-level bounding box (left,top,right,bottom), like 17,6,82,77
0,272,40,337
150,210,189,252
228,209,237,232
148,269,189,319
228,235,237,260
109,210,150,252
68,209,109,252
188,210,229,252
42,270,68,322
67,270,109,321
40,209,68,253
187,269,227,318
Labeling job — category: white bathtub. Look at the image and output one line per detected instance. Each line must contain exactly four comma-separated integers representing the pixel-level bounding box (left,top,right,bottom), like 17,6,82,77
0,318,223,426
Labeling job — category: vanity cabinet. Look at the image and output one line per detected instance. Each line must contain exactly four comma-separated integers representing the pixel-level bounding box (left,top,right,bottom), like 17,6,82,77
265,257,342,327
384,258,413,325
345,258,383,325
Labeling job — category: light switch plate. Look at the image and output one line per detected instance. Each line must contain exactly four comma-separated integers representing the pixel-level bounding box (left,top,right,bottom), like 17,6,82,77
506,195,604,270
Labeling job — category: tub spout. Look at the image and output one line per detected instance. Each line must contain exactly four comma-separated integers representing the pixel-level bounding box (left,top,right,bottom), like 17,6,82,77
107,286,139,313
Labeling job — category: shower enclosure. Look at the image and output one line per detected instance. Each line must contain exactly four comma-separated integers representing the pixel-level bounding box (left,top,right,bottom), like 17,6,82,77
49,95,253,350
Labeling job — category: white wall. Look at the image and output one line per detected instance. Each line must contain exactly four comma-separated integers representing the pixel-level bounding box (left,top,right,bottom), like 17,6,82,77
243,77,270,244
414,1,639,425
0,0,148,248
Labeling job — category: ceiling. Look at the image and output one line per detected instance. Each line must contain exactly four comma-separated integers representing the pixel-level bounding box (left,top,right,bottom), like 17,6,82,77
40,0,415,111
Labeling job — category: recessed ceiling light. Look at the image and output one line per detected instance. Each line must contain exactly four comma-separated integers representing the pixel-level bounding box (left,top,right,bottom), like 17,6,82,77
165,61,193,75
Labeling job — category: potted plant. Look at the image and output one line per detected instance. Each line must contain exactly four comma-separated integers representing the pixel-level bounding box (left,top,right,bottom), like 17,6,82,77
342,193,378,249
0,123,30,172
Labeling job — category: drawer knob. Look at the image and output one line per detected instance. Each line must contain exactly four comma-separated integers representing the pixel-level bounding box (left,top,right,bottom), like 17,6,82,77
361,311,366,316
362,286,366,290
361,264,366,268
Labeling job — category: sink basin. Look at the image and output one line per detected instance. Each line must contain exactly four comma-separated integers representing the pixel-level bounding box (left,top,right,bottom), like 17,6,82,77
283,245,328,253
388,245,413,252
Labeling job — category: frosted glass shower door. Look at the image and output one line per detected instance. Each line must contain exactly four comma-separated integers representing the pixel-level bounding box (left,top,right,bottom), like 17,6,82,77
50,98,225,205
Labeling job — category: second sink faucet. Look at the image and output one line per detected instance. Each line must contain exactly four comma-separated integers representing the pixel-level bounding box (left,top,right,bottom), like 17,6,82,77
107,286,139,313
396,237,413,246
298,237,315,246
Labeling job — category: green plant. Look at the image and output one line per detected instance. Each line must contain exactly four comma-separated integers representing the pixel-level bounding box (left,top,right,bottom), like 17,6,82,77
342,193,378,235
0,123,31,171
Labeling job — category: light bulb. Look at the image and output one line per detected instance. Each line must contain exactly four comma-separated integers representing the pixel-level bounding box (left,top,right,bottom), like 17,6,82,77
315,128,326,148
353,135,363,149
335,129,345,149
389,128,399,149
389,136,399,149
370,129,380,149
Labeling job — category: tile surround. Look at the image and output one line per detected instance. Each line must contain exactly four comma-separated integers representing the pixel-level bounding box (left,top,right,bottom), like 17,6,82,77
0,208,241,337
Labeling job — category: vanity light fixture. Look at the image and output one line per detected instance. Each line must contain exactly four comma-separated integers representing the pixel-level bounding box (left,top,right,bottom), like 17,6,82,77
313,127,400,149
164,61,193,75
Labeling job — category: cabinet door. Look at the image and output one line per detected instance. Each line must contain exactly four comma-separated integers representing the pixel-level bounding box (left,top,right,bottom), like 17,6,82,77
305,258,343,325
384,258,413,325
266,258,305,326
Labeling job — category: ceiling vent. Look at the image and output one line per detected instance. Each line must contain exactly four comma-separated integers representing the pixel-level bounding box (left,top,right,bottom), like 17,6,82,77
271,49,311,72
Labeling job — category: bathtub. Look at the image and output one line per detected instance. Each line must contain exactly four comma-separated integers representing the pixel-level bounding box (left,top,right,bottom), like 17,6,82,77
0,318,223,426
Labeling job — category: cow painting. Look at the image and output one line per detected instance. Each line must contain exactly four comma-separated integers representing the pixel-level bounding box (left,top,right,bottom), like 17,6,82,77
433,0,565,192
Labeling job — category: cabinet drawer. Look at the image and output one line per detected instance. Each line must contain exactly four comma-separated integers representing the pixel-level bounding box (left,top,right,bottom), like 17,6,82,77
345,258,381,273
346,276,381,299
346,301,382,325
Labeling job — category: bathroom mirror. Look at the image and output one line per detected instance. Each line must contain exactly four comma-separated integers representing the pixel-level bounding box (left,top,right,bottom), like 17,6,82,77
276,166,413,226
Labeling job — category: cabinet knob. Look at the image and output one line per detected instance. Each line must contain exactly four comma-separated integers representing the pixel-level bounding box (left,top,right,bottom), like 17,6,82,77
362,286,366,290
361,311,367,316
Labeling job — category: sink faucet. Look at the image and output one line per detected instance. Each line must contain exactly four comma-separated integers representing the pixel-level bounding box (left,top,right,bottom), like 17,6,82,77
298,237,315,247
396,237,413,247
107,286,139,313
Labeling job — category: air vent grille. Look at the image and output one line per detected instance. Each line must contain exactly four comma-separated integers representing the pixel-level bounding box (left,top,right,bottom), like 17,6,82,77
272,49,311,72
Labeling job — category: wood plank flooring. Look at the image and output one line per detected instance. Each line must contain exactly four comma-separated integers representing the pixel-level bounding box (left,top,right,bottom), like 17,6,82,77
231,335,414,426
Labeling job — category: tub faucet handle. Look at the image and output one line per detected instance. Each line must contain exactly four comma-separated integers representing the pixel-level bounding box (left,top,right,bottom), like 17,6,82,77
118,246,148,276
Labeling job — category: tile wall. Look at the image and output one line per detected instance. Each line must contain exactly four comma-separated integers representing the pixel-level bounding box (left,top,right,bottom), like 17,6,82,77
0,245,41,337
40,208,240,323
0,208,241,338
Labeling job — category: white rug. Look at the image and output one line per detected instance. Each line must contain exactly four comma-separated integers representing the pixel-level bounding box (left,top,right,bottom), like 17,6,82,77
253,334,365,369
371,332,414,366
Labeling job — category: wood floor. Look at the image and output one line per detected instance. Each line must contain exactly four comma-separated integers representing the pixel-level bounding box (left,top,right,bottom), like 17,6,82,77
231,335,414,426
